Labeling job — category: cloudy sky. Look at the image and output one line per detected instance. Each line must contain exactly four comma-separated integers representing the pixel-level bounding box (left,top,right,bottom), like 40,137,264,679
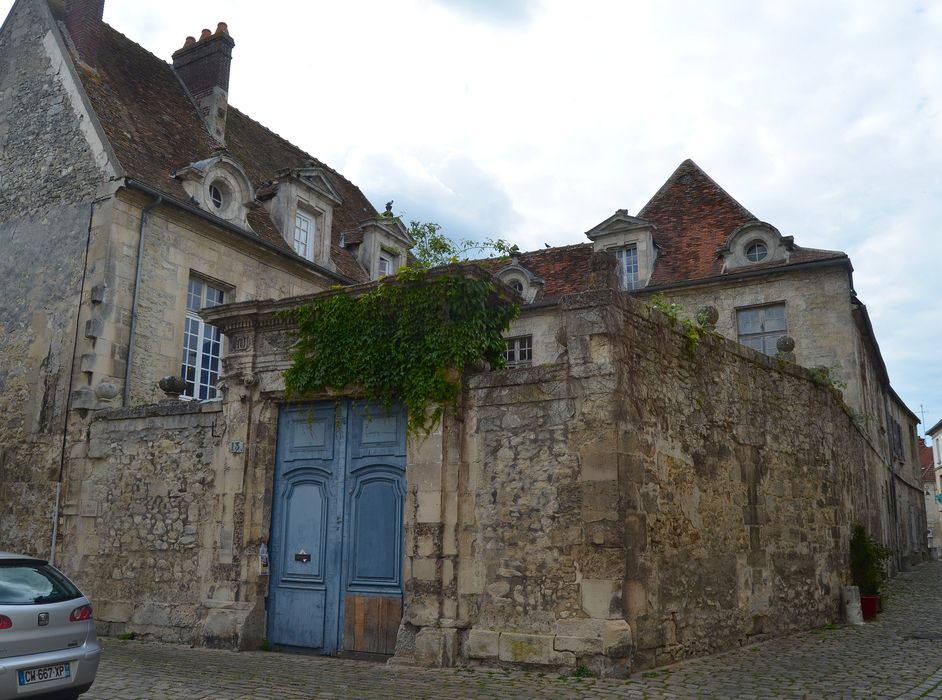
8,0,942,432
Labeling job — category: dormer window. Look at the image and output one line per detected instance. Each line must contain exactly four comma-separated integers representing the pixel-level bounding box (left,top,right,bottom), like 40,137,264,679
719,222,792,271
585,210,656,290
173,155,255,230
616,245,640,290
294,211,315,259
746,241,768,262
510,280,524,294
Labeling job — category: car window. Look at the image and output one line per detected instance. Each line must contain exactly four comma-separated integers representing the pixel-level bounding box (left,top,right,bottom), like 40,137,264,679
0,562,82,605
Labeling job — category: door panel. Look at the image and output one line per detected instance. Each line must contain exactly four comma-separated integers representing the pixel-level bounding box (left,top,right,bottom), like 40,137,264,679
347,473,404,588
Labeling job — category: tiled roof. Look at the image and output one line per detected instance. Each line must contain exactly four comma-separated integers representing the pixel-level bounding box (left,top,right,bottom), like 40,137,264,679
921,444,935,482
479,243,594,302
640,159,845,286
49,3,369,282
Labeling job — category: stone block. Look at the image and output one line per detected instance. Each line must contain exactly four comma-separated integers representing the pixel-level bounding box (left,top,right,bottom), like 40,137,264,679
86,439,109,459
80,352,97,372
602,620,632,657
465,628,500,659
580,449,618,481
414,627,457,667
554,635,603,655
412,557,437,581
556,618,606,639
581,579,622,619
498,632,575,666
84,317,104,339
416,490,442,523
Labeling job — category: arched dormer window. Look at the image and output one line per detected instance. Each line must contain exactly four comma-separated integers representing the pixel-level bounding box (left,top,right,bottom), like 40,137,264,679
173,155,255,230
495,261,543,304
718,222,793,272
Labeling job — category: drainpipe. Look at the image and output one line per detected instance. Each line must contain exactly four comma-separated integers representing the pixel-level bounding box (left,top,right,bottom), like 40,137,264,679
123,195,163,407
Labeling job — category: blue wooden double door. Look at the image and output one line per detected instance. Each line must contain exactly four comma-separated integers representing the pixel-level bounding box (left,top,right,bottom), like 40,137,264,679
267,401,407,655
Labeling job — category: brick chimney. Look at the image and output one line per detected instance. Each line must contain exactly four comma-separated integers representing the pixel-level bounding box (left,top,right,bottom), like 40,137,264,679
64,0,105,66
172,23,235,144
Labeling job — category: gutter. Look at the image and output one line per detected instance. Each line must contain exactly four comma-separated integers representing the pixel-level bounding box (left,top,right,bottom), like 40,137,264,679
123,179,354,286
123,194,163,407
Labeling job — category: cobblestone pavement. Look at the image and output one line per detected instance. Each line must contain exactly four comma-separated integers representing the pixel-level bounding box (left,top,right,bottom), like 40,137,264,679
84,561,942,699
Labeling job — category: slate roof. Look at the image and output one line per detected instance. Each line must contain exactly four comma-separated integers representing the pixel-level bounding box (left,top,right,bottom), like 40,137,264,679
48,2,370,282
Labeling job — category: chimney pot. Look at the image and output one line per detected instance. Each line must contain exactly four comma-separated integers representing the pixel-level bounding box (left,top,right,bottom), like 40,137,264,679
183,35,196,48
64,0,106,66
199,28,212,41
216,22,229,35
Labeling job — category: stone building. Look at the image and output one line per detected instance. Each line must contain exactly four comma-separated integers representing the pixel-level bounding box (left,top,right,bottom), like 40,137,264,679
0,0,409,556
0,0,928,678
487,160,926,571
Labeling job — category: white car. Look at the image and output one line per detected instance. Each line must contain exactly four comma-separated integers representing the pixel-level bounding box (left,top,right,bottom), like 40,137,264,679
0,553,100,699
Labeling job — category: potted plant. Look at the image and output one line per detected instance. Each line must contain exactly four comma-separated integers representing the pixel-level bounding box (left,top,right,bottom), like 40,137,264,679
849,524,891,620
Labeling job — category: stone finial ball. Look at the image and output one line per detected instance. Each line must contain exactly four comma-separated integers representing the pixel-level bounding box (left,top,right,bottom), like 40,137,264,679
697,305,719,326
94,382,119,400
776,335,796,353
158,375,187,396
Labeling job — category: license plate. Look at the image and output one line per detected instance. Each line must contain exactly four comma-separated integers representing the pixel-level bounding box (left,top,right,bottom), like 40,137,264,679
17,663,71,686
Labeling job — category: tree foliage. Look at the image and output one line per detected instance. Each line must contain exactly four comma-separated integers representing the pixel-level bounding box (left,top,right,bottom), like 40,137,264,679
407,220,517,269
282,264,518,435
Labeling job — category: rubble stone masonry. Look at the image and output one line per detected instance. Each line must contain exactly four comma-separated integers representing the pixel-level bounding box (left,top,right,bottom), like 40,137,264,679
0,0,111,554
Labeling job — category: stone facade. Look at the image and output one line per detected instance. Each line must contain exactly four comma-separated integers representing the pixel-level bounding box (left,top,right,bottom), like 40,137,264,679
51,280,901,674
0,0,113,554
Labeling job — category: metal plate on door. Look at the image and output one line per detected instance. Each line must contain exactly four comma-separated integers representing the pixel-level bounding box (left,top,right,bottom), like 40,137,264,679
294,550,311,563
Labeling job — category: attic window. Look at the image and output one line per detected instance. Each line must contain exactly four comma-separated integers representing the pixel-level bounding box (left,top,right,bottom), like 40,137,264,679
510,280,524,294
209,182,227,210
746,241,768,263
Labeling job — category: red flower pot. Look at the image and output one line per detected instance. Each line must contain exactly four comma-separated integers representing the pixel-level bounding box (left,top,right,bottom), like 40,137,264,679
860,594,880,620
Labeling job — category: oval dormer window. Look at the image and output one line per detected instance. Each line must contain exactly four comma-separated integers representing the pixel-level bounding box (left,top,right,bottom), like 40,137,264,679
510,280,524,295
746,241,768,262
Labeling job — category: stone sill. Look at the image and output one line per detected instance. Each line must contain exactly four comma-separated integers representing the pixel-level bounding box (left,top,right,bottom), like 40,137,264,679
95,400,222,422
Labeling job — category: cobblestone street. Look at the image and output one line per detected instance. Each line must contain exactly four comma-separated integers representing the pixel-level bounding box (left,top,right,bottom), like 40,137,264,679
84,560,942,699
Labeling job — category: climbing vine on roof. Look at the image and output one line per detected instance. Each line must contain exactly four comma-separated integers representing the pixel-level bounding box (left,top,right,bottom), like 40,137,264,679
281,265,519,435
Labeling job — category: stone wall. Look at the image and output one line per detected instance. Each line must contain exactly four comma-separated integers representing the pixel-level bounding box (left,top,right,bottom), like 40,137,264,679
59,401,228,644
448,289,890,671
0,0,110,555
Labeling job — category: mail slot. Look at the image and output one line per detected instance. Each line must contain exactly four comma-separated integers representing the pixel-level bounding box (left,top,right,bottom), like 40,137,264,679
294,552,311,563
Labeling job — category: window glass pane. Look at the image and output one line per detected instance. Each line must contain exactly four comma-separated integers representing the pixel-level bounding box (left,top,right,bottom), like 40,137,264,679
187,278,203,312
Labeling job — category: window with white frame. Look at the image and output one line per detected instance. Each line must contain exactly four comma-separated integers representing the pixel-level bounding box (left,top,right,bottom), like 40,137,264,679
293,211,315,259
181,276,226,400
736,303,786,356
615,246,640,290
935,436,941,466
504,336,532,368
